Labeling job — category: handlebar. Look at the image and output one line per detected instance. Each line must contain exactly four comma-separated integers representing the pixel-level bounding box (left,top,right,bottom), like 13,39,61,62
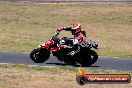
51,31,60,38
89,40,98,49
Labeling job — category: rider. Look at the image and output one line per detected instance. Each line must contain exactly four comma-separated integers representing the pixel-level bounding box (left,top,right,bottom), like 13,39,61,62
57,23,87,56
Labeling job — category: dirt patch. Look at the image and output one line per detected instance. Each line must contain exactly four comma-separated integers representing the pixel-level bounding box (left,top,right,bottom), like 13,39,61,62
0,64,132,88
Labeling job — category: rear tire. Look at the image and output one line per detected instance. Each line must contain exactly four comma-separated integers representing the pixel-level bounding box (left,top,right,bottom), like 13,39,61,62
80,50,98,67
30,48,50,63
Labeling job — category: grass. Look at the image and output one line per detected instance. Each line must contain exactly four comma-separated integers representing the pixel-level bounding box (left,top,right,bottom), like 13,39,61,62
0,64,131,88
0,64,77,73
0,2,132,57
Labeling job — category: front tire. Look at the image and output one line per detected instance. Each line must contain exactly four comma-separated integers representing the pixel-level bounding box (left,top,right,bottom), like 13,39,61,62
80,50,98,67
30,48,50,63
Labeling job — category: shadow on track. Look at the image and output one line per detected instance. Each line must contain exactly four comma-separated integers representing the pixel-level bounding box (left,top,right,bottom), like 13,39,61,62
46,62,99,67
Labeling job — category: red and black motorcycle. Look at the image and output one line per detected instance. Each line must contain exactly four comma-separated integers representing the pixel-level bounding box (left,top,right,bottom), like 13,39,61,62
30,31,98,66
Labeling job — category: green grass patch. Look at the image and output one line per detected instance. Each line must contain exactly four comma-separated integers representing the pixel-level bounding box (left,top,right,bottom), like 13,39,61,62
0,64,77,73
0,64,131,74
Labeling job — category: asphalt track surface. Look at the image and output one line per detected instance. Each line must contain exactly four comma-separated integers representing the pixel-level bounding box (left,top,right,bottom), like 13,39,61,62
0,0,132,71
0,52,132,71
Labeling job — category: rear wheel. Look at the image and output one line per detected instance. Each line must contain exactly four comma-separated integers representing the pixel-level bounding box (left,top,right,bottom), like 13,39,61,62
80,50,98,67
30,48,50,63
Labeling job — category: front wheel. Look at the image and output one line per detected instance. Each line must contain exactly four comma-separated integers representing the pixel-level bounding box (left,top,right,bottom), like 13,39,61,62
79,50,98,67
30,48,50,63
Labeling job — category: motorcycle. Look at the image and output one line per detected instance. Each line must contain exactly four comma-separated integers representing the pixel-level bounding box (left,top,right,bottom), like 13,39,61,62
30,30,98,66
